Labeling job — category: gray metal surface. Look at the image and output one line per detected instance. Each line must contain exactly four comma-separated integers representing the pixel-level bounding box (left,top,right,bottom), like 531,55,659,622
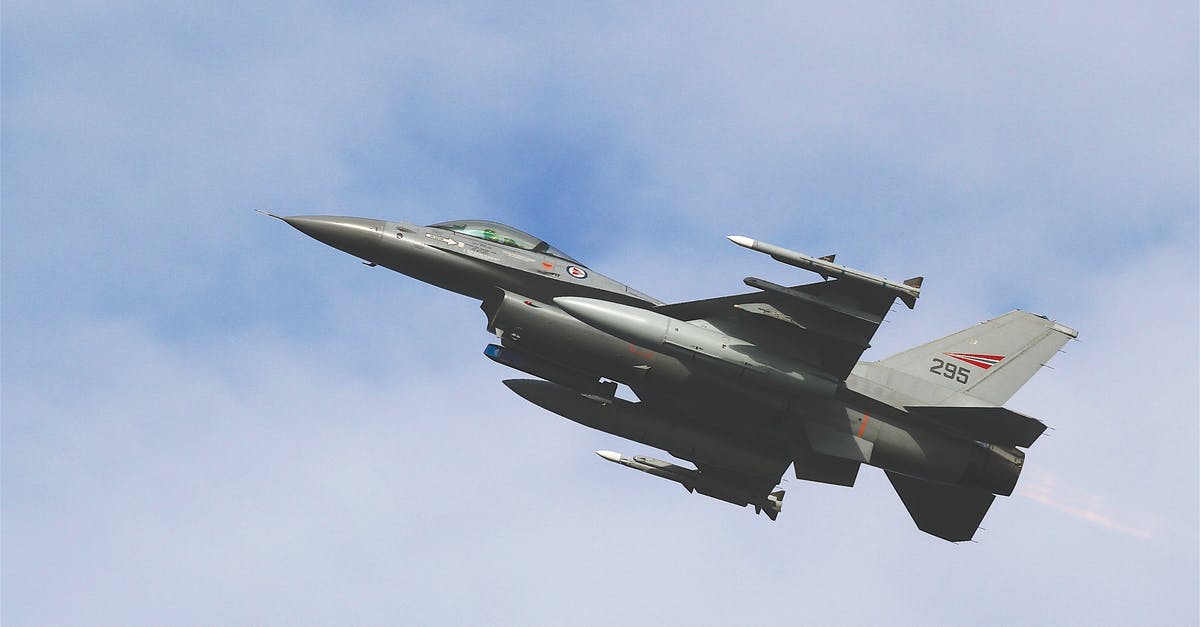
271,213,1074,542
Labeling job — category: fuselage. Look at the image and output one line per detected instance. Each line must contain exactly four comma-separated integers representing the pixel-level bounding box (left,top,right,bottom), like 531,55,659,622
285,215,659,306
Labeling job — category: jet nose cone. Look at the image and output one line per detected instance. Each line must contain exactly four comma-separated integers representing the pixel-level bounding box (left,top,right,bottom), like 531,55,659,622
283,215,385,259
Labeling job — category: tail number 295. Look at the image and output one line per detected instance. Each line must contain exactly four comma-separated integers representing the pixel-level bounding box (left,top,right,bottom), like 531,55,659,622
930,358,970,384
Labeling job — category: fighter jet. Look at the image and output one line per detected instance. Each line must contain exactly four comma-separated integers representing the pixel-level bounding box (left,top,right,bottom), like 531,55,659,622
267,213,1076,542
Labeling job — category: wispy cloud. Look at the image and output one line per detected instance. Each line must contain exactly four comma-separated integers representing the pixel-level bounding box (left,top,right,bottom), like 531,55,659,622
3,2,1196,626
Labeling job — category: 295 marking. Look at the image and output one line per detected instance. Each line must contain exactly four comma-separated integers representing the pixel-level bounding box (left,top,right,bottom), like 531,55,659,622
929,358,970,384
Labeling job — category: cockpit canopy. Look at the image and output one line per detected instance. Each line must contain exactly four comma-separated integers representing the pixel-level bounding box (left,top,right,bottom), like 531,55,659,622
428,220,582,265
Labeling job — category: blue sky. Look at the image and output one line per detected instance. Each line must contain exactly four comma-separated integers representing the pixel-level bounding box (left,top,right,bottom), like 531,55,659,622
3,2,1197,625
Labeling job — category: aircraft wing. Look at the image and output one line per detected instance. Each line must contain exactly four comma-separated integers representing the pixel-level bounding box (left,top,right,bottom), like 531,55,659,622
654,278,903,381
630,390,792,518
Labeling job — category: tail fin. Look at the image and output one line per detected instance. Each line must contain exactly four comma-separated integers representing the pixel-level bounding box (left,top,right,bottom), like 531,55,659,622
863,311,1076,406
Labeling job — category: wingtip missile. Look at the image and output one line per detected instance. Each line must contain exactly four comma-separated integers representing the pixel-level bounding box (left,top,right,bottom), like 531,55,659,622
595,450,622,463
729,234,922,308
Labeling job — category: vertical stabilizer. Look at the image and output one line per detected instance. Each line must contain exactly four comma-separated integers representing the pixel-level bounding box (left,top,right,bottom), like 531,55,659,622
861,311,1076,407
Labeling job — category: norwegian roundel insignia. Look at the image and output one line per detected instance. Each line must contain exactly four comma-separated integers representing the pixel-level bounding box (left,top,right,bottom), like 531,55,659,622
567,265,588,279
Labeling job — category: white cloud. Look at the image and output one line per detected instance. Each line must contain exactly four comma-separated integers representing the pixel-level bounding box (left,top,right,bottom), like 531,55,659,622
4,2,1196,625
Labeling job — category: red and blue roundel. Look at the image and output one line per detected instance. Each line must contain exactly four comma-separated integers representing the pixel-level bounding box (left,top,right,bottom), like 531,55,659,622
567,265,588,279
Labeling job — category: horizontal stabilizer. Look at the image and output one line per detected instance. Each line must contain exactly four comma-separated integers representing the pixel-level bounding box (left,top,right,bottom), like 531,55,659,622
905,406,1047,448
887,472,996,542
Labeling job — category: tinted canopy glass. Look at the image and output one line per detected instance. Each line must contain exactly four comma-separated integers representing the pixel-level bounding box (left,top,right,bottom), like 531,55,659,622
428,220,581,265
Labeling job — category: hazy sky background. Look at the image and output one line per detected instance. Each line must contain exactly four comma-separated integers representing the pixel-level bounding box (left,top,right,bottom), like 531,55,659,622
4,2,1197,625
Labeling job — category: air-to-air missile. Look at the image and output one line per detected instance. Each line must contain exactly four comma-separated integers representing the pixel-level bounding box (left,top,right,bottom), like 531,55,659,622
594,450,785,520
726,235,923,308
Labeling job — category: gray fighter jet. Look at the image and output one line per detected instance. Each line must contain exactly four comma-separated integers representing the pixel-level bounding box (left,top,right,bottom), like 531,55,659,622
268,213,1076,542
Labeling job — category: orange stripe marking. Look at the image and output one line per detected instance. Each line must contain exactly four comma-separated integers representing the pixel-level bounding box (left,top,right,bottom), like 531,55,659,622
857,414,870,438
